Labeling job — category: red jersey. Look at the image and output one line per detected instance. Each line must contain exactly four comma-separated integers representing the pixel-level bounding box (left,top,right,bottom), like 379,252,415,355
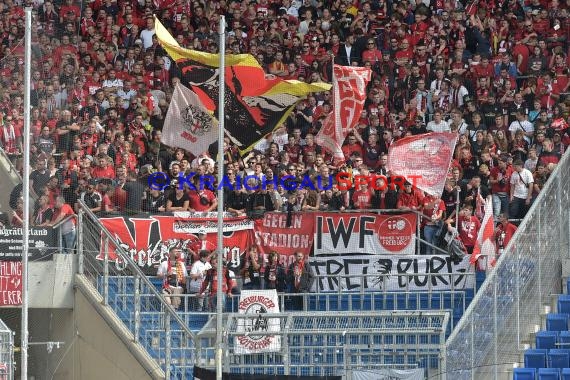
495,222,517,249
397,189,424,210
283,143,302,163
352,188,373,209
459,216,481,247
490,166,513,193
91,166,116,179
187,189,216,211
421,198,445,226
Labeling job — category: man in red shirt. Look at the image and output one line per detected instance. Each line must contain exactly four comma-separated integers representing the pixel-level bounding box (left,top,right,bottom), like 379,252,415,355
341,134,364,161
187,228,216,266
397,182,424,211
91,156,115,180
489,155,513,218
495,213,517,253
187,177,218,212
536,71,562,111
50,196,76,254
352,180,373,210
457,205,481,255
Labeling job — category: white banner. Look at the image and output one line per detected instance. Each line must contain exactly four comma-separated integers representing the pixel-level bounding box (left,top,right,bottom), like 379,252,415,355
310,255,474,292
162,83,218,156
314,213,417,256
235,290,281,354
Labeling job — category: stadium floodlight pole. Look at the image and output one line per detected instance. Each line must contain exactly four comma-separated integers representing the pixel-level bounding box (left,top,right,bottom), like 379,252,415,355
21,7,32,380
215,15,226,380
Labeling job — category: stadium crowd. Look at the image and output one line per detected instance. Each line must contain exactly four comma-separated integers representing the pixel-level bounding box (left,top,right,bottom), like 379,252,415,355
0,0,569,267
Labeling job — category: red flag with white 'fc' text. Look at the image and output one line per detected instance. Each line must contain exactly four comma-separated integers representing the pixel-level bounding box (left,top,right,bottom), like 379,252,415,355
316,64,371,164
387,132,458,197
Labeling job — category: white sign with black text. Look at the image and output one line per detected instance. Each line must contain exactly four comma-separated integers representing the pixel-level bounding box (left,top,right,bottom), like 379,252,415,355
310,254,474,292
235,290,281,354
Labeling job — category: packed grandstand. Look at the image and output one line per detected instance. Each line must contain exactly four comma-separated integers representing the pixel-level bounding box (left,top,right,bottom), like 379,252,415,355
0,0,569,377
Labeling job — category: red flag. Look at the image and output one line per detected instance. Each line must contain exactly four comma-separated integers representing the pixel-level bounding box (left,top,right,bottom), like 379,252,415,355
316,64,371,164
387,132,459,196
471,196,496,268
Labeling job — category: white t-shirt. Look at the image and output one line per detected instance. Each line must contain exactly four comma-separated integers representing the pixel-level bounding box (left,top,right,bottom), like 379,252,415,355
140,28,156,50
510,169,534,199
426,120,450,133
188,260,212,293
509,120,534,143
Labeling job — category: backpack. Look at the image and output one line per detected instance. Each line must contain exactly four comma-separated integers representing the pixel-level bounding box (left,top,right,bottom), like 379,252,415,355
444,226,467,264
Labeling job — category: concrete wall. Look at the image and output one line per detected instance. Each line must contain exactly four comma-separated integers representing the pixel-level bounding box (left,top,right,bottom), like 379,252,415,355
29,254,75,308
31,290,155,380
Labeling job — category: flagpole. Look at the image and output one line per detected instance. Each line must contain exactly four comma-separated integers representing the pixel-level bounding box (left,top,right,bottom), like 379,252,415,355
21,7,32,380
215,15,226,380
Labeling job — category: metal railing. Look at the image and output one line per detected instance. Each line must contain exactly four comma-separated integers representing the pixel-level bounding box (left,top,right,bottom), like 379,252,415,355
77,201,199,379
445,149,570,379
0,318,14,380
214,311,449,378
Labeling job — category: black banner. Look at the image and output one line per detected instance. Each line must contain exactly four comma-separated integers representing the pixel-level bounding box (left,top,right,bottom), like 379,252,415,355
0,227,57,261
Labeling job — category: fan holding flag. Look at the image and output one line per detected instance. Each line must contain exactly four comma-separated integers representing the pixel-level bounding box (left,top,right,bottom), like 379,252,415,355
471,196,496,271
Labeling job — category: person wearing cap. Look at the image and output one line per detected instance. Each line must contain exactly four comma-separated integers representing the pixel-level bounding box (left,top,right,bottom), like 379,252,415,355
187,228,216,265
80,179,102,213
509,158,534,219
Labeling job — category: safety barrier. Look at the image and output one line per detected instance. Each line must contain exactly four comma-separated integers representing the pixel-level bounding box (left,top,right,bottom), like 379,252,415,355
445,149,570,379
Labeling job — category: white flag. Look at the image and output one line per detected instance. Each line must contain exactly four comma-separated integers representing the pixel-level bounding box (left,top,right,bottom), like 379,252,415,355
471,196,496,271
162,83,218,156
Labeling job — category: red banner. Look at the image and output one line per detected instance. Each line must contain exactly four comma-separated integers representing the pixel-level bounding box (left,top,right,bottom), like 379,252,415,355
96,212,419,273
97,213,253,274
387,132,458,196
253,212,315,266
314,213,417,255
0,261,22,306
316,65,371,163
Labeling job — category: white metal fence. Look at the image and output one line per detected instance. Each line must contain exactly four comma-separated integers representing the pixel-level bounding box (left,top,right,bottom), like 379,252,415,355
0,318,14,380
445,150,570,379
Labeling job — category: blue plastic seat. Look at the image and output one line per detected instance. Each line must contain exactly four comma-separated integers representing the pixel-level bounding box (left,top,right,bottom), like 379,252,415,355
561,368,570,380
537,331,559,349
548,349,570,368
538,368,560,380
547,314,569,332
524,349,548,369
558,295,570,315
558,331,570,347
513,367,536,380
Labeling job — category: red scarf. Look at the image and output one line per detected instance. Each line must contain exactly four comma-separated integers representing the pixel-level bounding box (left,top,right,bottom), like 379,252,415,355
164,259,184,289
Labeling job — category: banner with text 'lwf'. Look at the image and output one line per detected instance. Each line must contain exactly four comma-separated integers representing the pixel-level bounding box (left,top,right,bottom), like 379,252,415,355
314,213,417,255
